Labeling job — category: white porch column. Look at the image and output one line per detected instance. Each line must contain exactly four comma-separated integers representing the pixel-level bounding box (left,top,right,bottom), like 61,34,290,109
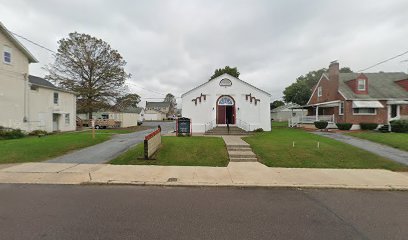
315,106,319,121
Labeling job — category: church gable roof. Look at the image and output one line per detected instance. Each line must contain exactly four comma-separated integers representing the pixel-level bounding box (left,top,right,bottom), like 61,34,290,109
181,73,271,97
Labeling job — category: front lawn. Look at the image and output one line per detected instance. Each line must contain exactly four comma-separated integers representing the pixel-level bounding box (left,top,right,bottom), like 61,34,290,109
0,132,111,164
271,121,288,128
347,132,408,152
244,128,408,171
110,136,229,166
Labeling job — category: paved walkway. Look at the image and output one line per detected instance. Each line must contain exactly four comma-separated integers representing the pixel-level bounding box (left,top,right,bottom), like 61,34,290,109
313,132,408,166
1,162,408,190
46,122,175,164
222,136,257,162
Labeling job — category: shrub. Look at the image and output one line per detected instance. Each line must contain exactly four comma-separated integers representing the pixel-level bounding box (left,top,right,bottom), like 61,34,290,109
0,128,25,139
336,123,353,130
314,121,328,129
359,123,378,130
29,130,48,136
390,120,408,133
253,128,264,132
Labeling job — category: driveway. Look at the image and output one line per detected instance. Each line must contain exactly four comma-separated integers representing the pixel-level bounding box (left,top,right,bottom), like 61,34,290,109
313,131,408,166
46,121,175,164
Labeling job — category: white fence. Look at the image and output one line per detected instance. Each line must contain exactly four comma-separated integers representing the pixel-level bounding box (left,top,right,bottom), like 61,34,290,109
289,115,335,127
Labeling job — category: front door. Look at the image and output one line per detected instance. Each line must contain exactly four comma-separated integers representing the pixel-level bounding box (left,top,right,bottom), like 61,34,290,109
389,105,400,121
216,96,235,124
52,114,59,131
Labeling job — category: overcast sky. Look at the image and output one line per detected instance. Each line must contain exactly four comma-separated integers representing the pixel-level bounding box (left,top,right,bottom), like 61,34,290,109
1,0,408,106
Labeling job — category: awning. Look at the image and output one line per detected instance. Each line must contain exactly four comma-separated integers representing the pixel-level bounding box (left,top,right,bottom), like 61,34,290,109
352,100,383,108
387,100,408,105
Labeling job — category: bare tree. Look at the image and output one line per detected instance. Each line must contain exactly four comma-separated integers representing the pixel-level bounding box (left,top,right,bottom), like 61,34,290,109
46,32,131,119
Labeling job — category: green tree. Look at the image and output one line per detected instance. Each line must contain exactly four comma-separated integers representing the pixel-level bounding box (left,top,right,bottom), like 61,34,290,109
115,93,141,110
270,100,285,110
283,67,353,105
209,66,240,80
46,32,131,119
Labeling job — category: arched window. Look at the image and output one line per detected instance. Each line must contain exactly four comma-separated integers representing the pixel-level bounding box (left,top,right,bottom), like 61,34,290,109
219,78,232,87
218,96,234,106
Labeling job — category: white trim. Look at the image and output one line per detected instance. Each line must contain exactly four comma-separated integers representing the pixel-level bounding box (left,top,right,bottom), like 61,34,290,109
306,73,328,105
305,100,340,107
352,100,383,108
339,101,344,115
317,86,322,97
338,90,347,100
357,79,366,91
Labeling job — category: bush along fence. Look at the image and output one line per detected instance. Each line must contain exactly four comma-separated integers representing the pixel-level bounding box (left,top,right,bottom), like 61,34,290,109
336,123,353,130
143,128,162,159
314,121,328,130
360,123,378,130
390,120,408,133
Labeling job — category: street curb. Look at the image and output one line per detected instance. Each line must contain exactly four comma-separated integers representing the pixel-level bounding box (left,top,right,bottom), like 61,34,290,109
80,181,408,191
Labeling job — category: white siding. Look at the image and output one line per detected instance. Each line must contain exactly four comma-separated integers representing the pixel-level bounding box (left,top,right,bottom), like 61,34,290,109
181,74,271,133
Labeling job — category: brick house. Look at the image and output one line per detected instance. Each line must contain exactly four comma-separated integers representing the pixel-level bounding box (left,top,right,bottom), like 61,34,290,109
291,61,408,130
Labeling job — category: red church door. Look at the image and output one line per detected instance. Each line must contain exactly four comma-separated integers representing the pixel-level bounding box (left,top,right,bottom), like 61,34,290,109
216,96,235,124
217,105,226,124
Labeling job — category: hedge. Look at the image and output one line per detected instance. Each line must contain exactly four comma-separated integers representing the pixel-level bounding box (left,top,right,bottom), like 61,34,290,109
0,128,25,140
28,130,48,136
390,120,408,133
336,123,353,130
314,121,328,129
359,123,378,130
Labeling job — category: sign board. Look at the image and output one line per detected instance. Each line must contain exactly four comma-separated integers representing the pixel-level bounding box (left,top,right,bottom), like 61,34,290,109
177,117,191,136
144,128,161,159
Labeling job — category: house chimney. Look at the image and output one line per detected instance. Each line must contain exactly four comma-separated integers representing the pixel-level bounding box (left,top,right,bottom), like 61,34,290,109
328,60,339,81
328,60,340,96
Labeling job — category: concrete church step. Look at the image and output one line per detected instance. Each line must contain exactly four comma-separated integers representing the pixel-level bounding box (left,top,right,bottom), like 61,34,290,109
227,147,252,151
229,151,256,158
229,157,258,162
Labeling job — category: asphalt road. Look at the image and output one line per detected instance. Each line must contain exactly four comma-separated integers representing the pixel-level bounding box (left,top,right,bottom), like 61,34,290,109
0,185,407,240
46,121,175,164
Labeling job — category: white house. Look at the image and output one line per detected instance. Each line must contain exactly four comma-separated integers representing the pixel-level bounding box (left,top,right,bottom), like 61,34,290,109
28,76,76,132
144,101,171,120
77,107,145,128
0,22,76,132
181,73,271,133
271,103,307,122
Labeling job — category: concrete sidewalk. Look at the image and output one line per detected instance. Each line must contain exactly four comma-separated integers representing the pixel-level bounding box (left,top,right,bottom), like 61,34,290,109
1,162,408,190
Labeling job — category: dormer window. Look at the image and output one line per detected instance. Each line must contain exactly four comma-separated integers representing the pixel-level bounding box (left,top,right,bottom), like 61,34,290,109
317,86,322,97
357,79,366,91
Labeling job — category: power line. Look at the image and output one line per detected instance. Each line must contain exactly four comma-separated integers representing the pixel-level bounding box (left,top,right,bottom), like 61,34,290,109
9,30,56,54
357,49,408,72
126,81,167,96
9,29,182,98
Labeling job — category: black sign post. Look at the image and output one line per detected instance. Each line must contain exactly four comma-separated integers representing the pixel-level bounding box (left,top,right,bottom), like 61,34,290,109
176,117,191,136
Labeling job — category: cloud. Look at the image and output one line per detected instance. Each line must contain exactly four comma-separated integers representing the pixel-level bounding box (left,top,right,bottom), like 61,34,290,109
1,0,407,105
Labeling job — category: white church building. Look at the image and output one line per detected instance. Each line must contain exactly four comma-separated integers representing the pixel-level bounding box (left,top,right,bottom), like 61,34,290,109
181,73,271,133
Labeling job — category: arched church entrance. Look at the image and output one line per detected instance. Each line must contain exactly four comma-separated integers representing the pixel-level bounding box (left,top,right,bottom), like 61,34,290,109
216,95,235,124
